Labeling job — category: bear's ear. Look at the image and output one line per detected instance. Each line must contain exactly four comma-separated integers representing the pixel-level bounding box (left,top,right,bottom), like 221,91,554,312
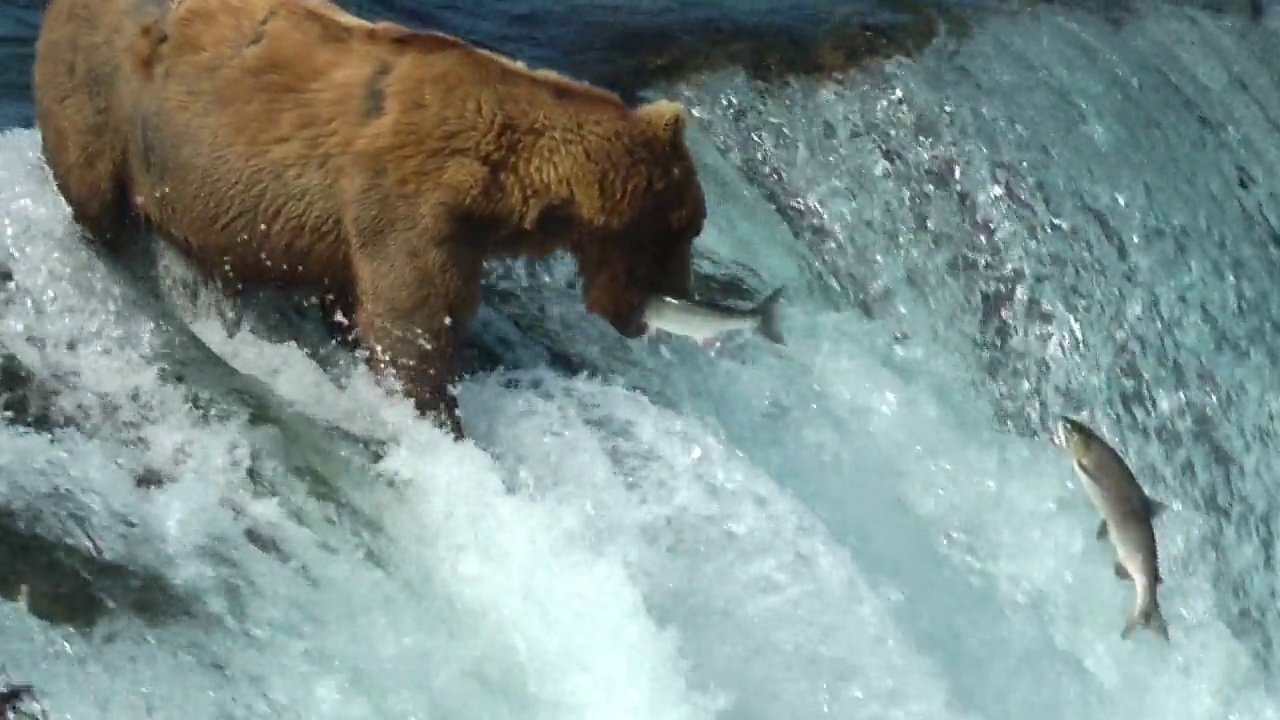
636,100,688,145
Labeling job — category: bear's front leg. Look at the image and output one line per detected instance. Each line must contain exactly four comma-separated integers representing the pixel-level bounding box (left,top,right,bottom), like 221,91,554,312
342,159,490,439
350,241,480,441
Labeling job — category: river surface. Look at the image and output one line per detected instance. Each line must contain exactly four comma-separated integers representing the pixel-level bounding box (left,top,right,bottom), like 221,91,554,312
0,0,1277,718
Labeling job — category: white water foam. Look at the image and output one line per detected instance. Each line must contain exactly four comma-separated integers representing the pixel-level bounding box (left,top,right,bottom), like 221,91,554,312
0,123,973,720
663,2,1280,718
0,128,723,720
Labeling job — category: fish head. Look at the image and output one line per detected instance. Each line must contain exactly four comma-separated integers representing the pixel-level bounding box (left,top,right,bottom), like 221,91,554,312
1057,416,1101,463
637,294,679,331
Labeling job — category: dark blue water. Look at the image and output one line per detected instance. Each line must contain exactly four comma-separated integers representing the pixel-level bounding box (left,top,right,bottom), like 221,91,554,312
2,0,1280,718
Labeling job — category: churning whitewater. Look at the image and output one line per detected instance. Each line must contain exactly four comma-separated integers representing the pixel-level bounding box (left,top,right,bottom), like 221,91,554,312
1,3,1279,720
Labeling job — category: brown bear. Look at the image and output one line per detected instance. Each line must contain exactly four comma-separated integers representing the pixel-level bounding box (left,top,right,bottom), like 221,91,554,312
32,0,707,439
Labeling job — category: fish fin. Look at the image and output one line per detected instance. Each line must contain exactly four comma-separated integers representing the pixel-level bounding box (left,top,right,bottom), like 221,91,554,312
755,287,786,345
1096,520,1109,541
1146,497,1167,520
1113,561,1131,580
1147,606,1170,641
1123,605,1170,642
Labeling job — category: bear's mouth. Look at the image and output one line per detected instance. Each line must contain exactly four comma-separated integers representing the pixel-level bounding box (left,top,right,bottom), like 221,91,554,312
617,315,648,339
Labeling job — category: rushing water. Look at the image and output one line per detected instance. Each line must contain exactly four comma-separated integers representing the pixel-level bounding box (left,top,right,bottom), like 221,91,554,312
0,0,1278,718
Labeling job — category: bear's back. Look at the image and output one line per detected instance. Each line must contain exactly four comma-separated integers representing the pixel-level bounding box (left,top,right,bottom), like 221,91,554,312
262,0,635,121
151,0,638,135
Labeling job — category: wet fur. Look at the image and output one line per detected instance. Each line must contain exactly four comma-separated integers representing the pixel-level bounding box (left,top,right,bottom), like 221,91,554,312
33,0,706,438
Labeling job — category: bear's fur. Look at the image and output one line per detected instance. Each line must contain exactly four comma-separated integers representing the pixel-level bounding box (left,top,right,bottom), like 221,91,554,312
33,0,706,439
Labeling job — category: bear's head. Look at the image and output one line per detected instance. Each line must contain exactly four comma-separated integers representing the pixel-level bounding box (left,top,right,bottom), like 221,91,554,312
572,100,706,338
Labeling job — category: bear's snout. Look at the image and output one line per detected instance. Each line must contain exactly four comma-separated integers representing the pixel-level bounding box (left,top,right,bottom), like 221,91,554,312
591,294,647,338
615,312,648,339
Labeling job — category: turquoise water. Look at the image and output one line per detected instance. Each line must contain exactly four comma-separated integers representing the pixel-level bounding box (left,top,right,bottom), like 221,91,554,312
0,1,1277,718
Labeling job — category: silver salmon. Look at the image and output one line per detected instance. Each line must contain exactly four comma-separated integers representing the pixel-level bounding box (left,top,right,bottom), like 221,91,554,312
1057,416,1169,641
642,287,785,346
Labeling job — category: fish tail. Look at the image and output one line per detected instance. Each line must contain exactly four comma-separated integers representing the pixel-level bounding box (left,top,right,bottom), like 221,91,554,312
1146,604,1170,641
1121,599,1170,642
756,287,786,345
